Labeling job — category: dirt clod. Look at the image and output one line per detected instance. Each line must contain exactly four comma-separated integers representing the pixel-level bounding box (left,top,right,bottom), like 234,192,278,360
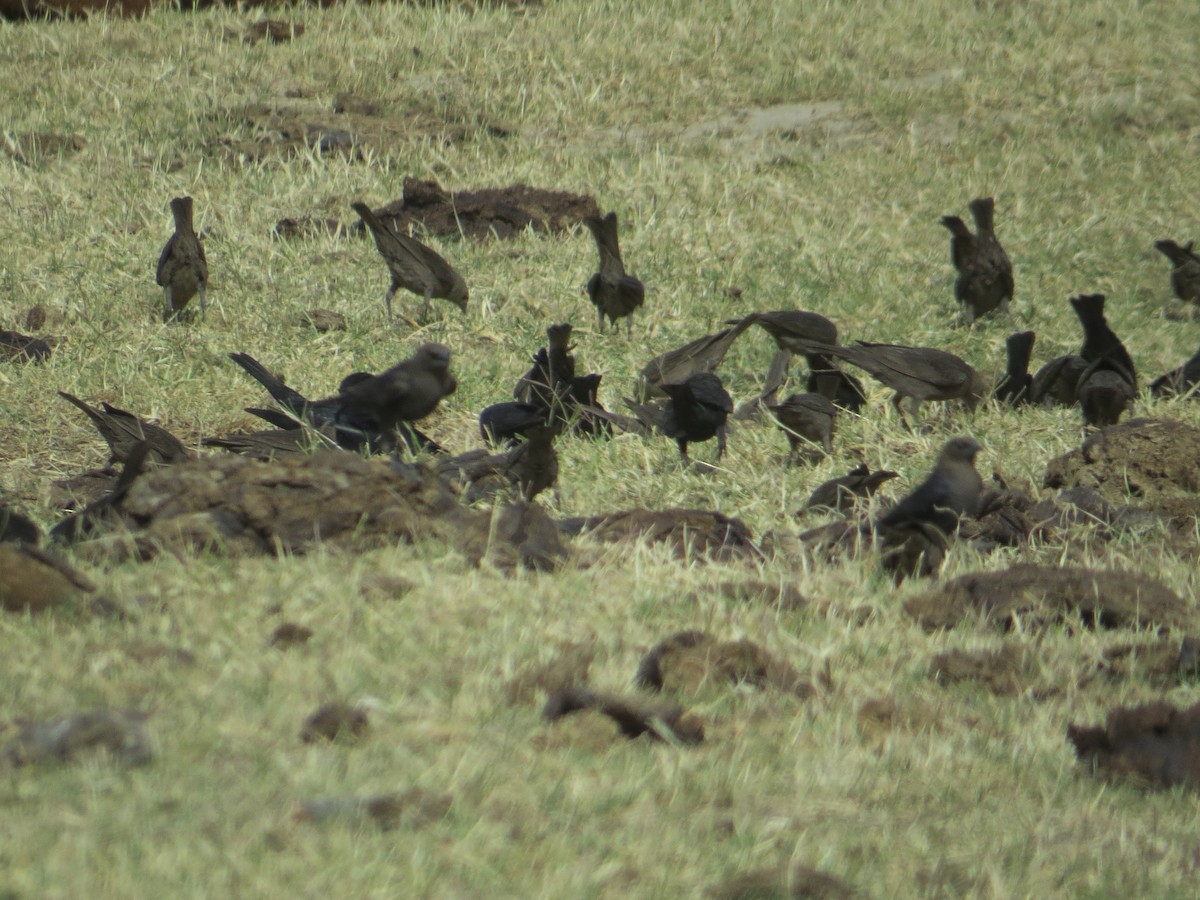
1,709,151,767
1068,700,1200,789
636,631,813,698
300,702,369,744
1043,419,1200,500
562,508,762,562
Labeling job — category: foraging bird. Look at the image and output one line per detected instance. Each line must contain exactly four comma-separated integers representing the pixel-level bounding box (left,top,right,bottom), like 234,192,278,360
1076,360,1136,427
637,319,756,400
768,376,837,464
203,427,336,460
877,436,983,536
1030,354,1088,407
479,402,547,447
583,211,645,335
1154,239,1200,304
803,352,868,413
798,341,985,428
0,329,52,364
803,463,898,513
1070,294,1137,387
514,323,576,417
727,310,838,351
440,425,559,502
994,331,1035,407
58,391,188,468
351,201,468,323
660,373,734,465
156,196,208,321
941,197,1013,324
331,343,458,437
1150,345,1200,398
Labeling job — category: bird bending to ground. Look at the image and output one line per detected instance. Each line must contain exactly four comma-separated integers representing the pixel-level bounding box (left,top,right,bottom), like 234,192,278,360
994,331,1035,407
940,197,1013,325
803,463,898,513
156,196,208,321
767,375,838,465
583,211,645,335
1151,345,1200,398
58,391,189,468
351,201,468,323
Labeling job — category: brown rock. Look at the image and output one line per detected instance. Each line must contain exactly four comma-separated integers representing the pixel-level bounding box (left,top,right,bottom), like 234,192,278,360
300,703,369,744
299,308,345,332
1068,700,1200,789
561,508,762,562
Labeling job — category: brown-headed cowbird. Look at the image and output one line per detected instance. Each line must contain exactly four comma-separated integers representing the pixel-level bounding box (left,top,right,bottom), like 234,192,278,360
58,391,188,467
1155,239,1200,304
1150,346,1200,398
799,341,985,428
803,463,898,513
1076,358,1136,427
156,196,208,321
877,436,983,536
660,372,734,465
582,212,645,335
637,319,755,400
726,309,838,351
1070,293,1137,387
941,197,1013,324
995,330,1035,406
351,201,468,322
768,376,837,464
1031,354,1088,406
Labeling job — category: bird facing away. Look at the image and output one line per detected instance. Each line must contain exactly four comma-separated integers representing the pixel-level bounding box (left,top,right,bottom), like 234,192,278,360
768,375,838,465
1076,360,1136,428
1155,239,1200,304
877,436,983,536
58,391,188,468
582,211,645,335
351,201,468,323
803,463,899,513
1150,345,1200,398
660,373,734,465
803,352,868,413
514,323,576,417
156,196,208,321
940,197,1013,325
1069,293,1137,388
994,331,1035,407
799,340,986,428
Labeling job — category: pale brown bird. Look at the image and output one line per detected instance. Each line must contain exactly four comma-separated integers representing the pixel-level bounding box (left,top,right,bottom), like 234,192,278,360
583,211,645,335
351,201,468,322
156,196,208,321
58,392,188,468
941,197,1013,325
803,463,898,513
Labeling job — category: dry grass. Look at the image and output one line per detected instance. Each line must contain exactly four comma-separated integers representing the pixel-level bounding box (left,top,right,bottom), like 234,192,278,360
3,0,1200,895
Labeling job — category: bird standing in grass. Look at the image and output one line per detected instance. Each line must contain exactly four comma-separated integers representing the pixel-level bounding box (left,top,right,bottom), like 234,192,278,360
156,196,208,321
1155,239,1200,304
994,331,1035,407
583,211,645,335
660,373,734,466
878,436,983,536
58,392,188,468
351,201,468,323
941,197,1013,325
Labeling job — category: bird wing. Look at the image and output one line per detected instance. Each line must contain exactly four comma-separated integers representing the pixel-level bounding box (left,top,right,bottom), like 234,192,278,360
353,203,439,295
155,235,177,286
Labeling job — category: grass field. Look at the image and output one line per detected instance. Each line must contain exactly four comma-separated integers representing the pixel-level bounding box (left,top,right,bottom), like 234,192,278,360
3,0,1200,896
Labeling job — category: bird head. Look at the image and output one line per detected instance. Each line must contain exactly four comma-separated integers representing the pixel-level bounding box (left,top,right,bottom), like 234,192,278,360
939,436,982,465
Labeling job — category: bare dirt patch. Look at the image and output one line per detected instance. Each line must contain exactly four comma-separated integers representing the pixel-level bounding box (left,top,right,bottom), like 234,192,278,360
1043,419,1200,501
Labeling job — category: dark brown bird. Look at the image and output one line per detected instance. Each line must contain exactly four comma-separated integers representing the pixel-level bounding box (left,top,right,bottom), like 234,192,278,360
351,201,468,322
156,196,208,321
203,427,337,459
0,502,40,544
582,211,645,335
877,436,983,536
1076,359,1136,427
799,341,985,428
479,402,547,447
0,329,53,364
1070,294,1137,388
941,197,1013,324
660,373,734,465
1151,346,1200,398
58,391,188,467
804,352,868,413
1030,354,1088,406
803,463,898,513
49,441,151,544
726,309,838,351
441,425,559,502
636,319,755,400
514,323,576,416
1155,239,1200,304
994,331,1035,407
768,377,837,464
332,343,457,436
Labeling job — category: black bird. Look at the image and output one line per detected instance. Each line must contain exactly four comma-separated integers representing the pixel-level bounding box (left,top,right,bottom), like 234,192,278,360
1150,346,1200,398
480,402,547,447
1030,354,1089,407
156,196,208,321
583,212,645,335
994,331,1035,406
351,201,468,322
1154,239,1200,304
567,373,613,438
660,373,734,465
941,197,1013,324
877,436,983,536
514,323,576,417
803,463,898,513
1076,360,1136,427
1070,294,1137,387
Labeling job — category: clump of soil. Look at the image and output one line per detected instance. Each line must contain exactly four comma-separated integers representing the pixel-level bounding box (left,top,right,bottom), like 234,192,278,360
505,641,595,704
1043,419,1200,501
561,508,762,562
0,544,95,613
635,631,813,698
1,131,85,165
905,564,1188,632
1068,700,1200,789
928,645,1029,695
706,865,856,900
300,702,369,744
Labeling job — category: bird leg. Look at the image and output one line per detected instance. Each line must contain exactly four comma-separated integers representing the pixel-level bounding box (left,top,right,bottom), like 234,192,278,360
163,287,175,321
891,392,910,429
597,308,605,333
417,288,432,325
676,439,690,466
384,286,396,322
715,423,728,461
626,312,633,339
198,286,208,316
